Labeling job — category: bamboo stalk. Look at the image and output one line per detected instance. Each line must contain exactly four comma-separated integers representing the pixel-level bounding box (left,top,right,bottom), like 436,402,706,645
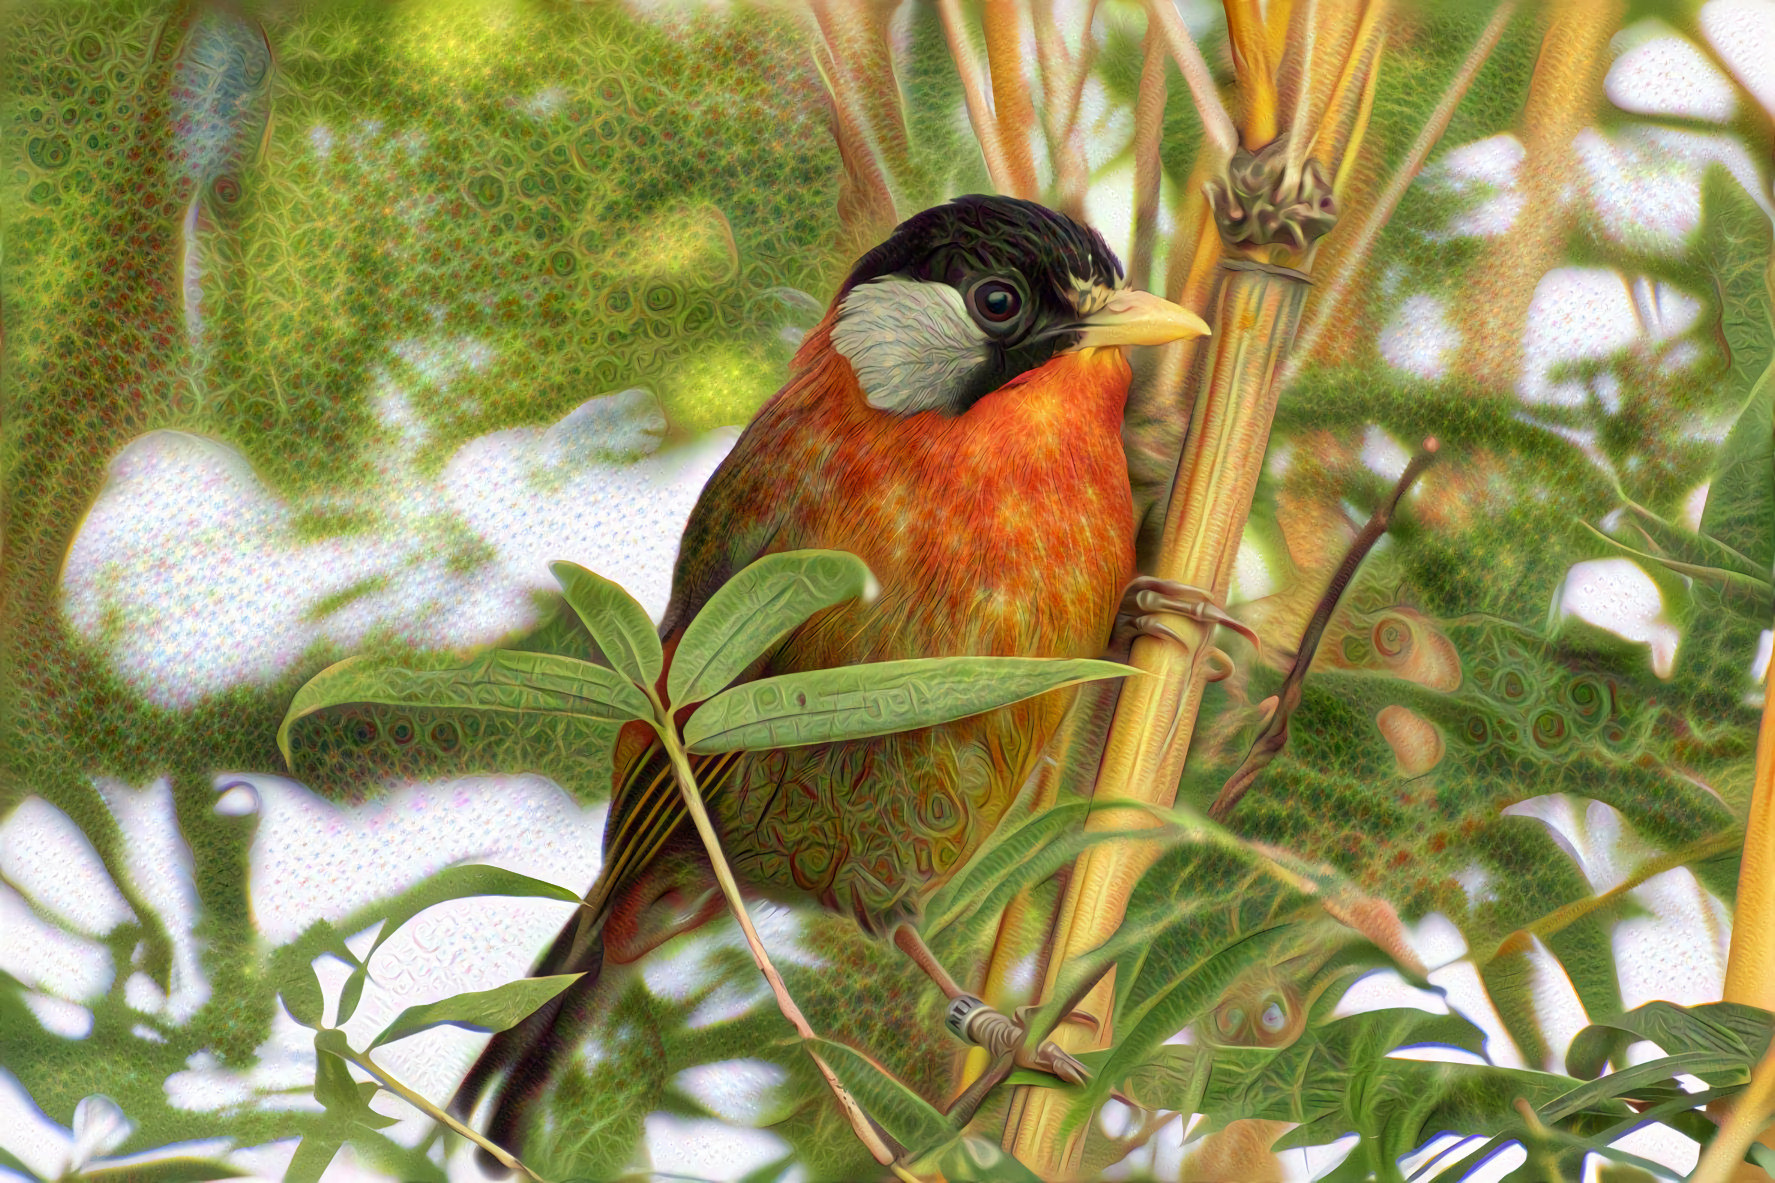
1142,0,1239,159
937,0,1019,194
1005,261,1315,1174
1726,666,1775,1003
1031,0,1095,217
1227,0,1278,147
1457,0,1621,389
1284,0,1520,386
1129,22,1169,293
984,0,1041,198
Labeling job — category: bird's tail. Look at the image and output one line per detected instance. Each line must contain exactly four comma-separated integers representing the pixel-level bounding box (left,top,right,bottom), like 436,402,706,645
449,903,606,1164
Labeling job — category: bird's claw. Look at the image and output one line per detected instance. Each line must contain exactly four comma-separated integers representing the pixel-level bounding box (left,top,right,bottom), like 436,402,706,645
1112,576,1261,660
946,996,1090,1085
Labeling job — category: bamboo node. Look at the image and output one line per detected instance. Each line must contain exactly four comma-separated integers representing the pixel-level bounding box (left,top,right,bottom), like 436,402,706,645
1205,137,1338,251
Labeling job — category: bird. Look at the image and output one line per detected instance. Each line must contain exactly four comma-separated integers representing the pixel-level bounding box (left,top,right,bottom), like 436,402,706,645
450,193,1212,1158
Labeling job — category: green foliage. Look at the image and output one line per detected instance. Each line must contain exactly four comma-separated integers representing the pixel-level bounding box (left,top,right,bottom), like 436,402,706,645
551,558,665,692
669,550,875,706
684,657,1135,754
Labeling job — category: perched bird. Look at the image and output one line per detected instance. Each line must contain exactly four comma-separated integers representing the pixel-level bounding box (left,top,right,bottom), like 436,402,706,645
452,194,1212,1156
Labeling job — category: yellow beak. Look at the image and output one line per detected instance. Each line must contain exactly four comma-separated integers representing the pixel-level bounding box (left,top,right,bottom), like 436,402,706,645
1073,289,1212,349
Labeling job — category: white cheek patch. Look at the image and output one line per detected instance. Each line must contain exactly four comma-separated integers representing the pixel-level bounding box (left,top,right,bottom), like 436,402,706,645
830,278,991,415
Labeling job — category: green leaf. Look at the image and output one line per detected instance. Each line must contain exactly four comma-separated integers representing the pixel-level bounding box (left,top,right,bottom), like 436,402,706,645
1701,358,1775,572
278,961,326,1028
1746,1143,1775,1178
668,550,873,706
684,656,1135,754
278,649,654,766
550,559,664,692
355,865,584,967
282,1137,342,1183
925,1137,1046,1183
808,1038,956,1157
368,973,584,1048
1565,1001,1773,1084
81,1160,249,1182
312,1030,397,1129
0,1145,42,1182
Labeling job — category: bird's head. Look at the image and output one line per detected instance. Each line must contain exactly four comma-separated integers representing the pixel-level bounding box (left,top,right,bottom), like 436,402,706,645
826,194,1210,416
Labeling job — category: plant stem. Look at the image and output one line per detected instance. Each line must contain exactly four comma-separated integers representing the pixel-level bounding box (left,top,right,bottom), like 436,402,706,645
1725,661,1775,1014
340,1045,549,1182
1285,0,1519,386
1143,0,1239,158
984,0,1040,197
936,0,1017,194
1209,438,1439,820
650,706,899,1167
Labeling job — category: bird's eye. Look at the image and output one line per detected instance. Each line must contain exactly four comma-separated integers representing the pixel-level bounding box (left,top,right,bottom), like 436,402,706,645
967,278,1024,328
1259,998,1287,1032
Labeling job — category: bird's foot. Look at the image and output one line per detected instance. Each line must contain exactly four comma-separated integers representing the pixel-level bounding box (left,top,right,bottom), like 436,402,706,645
945,995,1089,1085
1110,576,1260,662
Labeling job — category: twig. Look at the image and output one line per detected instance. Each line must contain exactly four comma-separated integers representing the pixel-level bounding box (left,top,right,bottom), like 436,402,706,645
340,1045,550,1182
1209,438,1440,821
1031,0,1093,217
1129,23,1168,292
1142,0,1239,159
1225,0,1277,146
936,0,1017,193
1284,0,1520,387
652,710,900,1167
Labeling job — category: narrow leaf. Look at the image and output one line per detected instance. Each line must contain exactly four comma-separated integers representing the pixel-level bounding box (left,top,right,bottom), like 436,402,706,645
278,650,653,767
1702,359,1775,570
684,657,1135,754
669,550,873,706
809,1037,956,1156
550,559,664,691
360,865,583,965
283,1137,341,1183
369,973,584,1048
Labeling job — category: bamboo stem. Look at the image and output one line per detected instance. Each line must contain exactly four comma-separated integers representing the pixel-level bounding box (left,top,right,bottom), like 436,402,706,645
1142,0,1239,159
1227,0,1278,147
1004,263,1314,1174
984,0,1041,198
937,0,1018,194
1285,0,1520,386
1725,666,1775,1012
1129,22,1169,293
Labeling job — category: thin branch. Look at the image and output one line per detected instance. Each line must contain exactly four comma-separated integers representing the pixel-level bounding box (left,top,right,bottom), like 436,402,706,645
984,0,1040,197
1129,22,1168,292
936,0,1017,193
1209,439,1440,821
653,712,900,1166
342,1046,550,1182
1283,0,1520,388
1032,0,1097,217
1142,0,1239,158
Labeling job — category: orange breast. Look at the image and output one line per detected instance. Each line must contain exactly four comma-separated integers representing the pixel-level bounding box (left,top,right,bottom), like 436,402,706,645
779,332,1137,672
